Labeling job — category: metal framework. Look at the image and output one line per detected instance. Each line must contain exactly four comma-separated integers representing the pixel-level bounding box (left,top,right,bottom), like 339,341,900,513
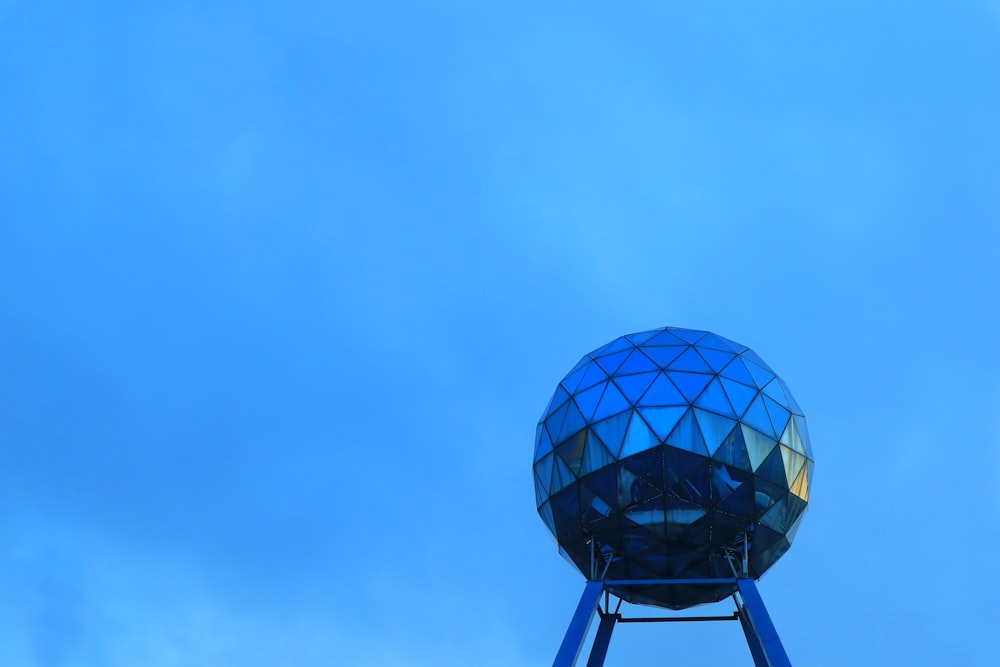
552,578,792,667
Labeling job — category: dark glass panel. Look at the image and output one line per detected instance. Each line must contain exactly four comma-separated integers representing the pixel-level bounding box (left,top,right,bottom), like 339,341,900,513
615,348,660,375
662,447,706,483
755,447,788,488
591,381,632,421
759,495,792,533
717,479,755,517
667,347,713,373
642,345,687,368
637,372,686,407
637,405,686,440
551,454,577,493
595,348,632,375
614,370,659,404
592,410,632,457
667,371,713,403
696,346,737,373
534,452,554,496
694,378,737,417
534,471,548,506
693,408,738,453
571,380,606,421
581,465,619,507
713,425,752,471
538,499,556,533
752,477,786,518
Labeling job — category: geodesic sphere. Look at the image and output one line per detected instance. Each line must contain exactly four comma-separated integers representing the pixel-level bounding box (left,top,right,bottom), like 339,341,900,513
533,327,813,610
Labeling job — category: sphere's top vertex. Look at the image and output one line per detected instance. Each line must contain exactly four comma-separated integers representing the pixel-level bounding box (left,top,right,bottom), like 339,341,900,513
532,327,814,610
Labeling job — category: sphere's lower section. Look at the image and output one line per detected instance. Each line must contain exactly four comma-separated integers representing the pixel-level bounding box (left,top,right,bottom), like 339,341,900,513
534,328,813,610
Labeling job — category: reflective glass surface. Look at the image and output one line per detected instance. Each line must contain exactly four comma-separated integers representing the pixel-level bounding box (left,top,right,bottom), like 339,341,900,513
533,327,814,610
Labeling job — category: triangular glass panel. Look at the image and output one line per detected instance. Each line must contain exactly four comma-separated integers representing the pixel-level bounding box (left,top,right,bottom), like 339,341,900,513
645,330,686,346
551,455,577,494
667,347,713,373
591,410,632,458
742,394,776,438
582,430,614,475
720,357,755,385
581,465,619,507
785,493,808,528
763,396,791,441
637,406,687,441
717,481,754,516
621,447,664,487
759,496,792,533
615,348,660,376
713,425,751,471
789,462,809,501
693,409,738,453
620,411,659,457
620,464,663,506
642,345,687,369
534,423,554,461
668,328,707,344
779,417,806,456
720,377,757,417
559,364,589,394
549,398,587,446
637,372,686,407
592,381,631,421
667,371,713,403
544,385,571,419
744,360,775,387
535,452,555,497
779,444,806,487
662,447,706,484
693,332,732,352
576,361,609,392
592,336,634,357
666,461,711,504
742,424,776,471
711,465,743,503
761,378,788,407
753,478,786,517
778,378,802,413
595,348,632,375
538,499,555,533
572,381,607,421
614,371,659,404
625,328,663,345
696,346,737,373
741,349,773,372
533,470,548,505
793,415,813,458
666,408,708,455
556,429,587,476
694,378,736,417
755,447,788,488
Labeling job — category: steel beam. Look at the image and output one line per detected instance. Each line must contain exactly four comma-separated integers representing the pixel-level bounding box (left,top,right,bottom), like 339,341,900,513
736,579,792,667
553,580,604,667
585,613,616,667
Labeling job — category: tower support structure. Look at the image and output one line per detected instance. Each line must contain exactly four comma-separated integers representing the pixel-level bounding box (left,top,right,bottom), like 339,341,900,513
552,578,792,667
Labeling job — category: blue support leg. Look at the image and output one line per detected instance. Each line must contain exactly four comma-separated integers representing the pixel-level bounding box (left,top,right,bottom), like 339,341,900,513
553,581,604,667
736,579,792,667
585,612,616,667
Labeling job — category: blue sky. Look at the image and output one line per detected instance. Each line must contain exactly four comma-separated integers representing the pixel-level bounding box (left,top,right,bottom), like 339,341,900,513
1,2,999,665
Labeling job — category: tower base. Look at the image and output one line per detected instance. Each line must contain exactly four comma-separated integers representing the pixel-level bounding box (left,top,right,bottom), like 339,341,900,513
552,578,792,667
